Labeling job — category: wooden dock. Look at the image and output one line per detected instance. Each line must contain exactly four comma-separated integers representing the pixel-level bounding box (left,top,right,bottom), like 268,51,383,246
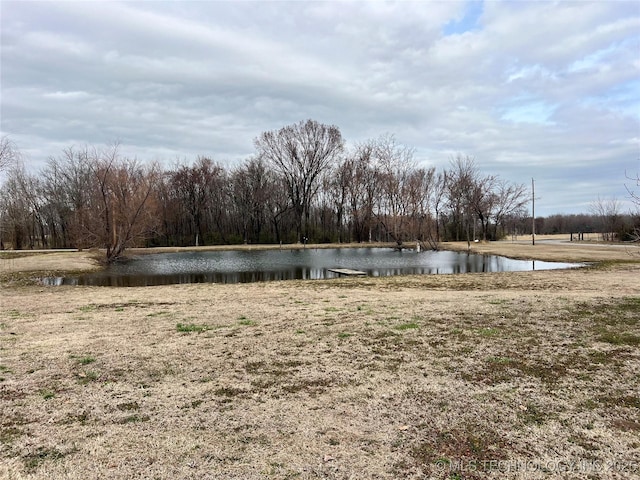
328,268,367,277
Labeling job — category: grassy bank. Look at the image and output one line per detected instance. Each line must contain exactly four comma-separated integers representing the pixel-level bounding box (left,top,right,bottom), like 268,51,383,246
0,242,639,479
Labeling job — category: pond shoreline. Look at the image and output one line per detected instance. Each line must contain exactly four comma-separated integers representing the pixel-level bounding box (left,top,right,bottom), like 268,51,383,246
1,237,637,282
40,247,584,287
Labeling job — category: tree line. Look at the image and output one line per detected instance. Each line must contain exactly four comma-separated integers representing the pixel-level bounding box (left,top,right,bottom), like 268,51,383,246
0,120,636,262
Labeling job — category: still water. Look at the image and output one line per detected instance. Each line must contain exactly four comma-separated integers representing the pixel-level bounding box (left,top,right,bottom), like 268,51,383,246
43,248,582,287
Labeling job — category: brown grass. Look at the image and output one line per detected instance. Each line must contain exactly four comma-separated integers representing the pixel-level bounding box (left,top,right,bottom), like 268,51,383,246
1,240,639,479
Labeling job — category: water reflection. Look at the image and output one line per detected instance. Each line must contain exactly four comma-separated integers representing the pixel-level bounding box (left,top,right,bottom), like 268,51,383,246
43,248,582,287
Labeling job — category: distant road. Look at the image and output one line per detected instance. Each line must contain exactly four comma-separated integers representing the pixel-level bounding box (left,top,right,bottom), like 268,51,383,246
516,238,635,249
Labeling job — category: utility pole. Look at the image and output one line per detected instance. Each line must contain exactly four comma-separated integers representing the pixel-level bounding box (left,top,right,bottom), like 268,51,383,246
532,178,535,246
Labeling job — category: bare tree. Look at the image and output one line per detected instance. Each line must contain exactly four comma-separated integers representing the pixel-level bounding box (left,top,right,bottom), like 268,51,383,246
0,136,19,173
204,160,231,244
76,144,159,262
153,171,179,246
372,134,415,246
265,174,292,244
443,155,525,242
627,171,640,204
255,119,344,242
405,166,438,249
445,154,478,243
323,158,352,243
6,126,606,250
491,179,529,239
343,142,378,243
42,147,95,249
231,157,273,243
431,171,447,244
589,196,622,241
0,164,51,250
15,169,48,248
169,157,221,246
0,166,30,249
468,175,498,241
229,157,292,244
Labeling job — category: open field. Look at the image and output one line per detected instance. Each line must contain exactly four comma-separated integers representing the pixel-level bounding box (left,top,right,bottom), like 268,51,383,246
1,241,639,479
443,238,640,263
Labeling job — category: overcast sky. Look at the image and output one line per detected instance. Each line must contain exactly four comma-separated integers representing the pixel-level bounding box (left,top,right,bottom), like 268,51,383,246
1,0,639,216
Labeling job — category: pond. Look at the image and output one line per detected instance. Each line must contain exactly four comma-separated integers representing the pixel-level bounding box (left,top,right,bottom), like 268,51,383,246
43,248,583,287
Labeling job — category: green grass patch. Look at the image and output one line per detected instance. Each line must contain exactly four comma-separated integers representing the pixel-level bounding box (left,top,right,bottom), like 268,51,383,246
596,393,640,409
76,355,96,365
176,323,209,333
39,389,55,400
463,354,570,386
238,317,257,326
23,446,73,472
119,414,150,424
583,348,628,370
478,327,500,337
487,298,509,305
518,402,547,425
408,422,506,471
574,297,640,327
395,322,419,331
77,371,98,384
214,386,247,398
0,426,22,445
337,332,352,339
357,304,374,314
116,401,140,411
596,329,640,346
567,297,640,346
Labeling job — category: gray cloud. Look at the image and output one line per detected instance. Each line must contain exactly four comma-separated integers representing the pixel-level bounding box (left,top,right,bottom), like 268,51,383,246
1,0,638,215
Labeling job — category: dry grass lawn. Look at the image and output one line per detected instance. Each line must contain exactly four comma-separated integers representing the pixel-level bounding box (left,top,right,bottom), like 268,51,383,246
1,241,639,479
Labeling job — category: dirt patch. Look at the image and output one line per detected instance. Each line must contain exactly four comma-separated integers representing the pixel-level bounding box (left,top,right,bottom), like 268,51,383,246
0,243,639,479
444,238,640,263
